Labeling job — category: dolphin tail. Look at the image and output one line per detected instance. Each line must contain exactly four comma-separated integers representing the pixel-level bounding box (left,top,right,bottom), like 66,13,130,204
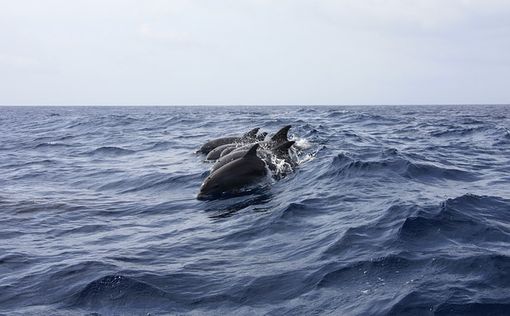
270,125,291,143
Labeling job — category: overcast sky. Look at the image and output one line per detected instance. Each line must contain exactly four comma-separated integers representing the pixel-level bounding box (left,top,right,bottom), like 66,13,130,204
1,0,509,105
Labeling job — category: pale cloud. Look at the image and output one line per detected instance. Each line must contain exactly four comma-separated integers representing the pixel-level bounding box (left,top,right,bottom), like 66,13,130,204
0,54,39,69
309,0,510,33
138,23,192,43
0,0,509,105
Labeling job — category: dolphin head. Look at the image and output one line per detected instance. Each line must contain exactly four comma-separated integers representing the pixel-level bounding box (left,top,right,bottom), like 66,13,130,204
197,174,224,200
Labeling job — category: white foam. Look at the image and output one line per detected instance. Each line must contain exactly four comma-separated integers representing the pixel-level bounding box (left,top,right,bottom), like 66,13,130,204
292,136,312,150
269,155,294,177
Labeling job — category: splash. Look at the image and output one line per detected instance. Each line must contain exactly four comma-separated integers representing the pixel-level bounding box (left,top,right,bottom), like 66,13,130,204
292,136,312,150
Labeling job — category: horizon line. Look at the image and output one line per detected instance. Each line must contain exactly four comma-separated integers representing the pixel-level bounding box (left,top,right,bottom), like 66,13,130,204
1,103,510,107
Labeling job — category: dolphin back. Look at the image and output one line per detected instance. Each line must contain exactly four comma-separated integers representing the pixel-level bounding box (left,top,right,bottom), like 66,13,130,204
199,137,239,154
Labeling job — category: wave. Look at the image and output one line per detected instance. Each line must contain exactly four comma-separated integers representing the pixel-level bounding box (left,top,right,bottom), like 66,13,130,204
386,254,510,315
144,141,177,151
204,192,273,219
224,271,312,304
69,274,172,310
34,142,74,149
322,203,417,258
163,117,198,125
120,173,200,193
399,194,510,245
492,128,510,146
430,125,489,137
1,159,57,169
389,291,510,315
434,303,510,315
86,146,136,156
51,224,109,237
94,172,202,195
324,194,510,259
333,112,403,125
314,252,510,314
0,252,32,266
323,153,479,183
317,254,423,288
326,110,349,118
278,202,310,219
298,108,319,114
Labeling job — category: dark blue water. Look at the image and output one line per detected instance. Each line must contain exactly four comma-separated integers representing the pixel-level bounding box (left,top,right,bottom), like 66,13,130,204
1,105,509,316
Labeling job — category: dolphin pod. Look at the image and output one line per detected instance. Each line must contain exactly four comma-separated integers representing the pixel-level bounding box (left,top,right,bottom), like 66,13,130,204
196,125,296,200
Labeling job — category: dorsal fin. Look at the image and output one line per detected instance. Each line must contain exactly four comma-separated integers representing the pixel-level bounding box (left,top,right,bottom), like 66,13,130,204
243,143,259,158
243,128,260,139
270,125,291,143
275,140,295,152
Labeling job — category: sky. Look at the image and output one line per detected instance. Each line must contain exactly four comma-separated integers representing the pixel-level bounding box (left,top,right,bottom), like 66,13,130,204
1,0,509,105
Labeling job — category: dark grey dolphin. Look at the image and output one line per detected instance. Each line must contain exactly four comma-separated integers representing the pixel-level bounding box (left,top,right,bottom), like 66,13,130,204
219,146,238,157
198,128,259,154
197,144,267,200
206,143,241,161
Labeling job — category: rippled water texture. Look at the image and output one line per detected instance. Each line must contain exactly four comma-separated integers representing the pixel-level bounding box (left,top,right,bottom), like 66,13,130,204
1,105,509,315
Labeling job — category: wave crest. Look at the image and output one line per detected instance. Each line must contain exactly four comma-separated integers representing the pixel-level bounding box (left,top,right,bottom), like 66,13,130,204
399,194,510,245
86,146,135,156
70,274,169,309
324,153,479,182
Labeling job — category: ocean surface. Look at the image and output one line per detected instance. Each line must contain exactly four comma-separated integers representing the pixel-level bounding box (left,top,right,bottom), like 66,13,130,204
1,105,509,316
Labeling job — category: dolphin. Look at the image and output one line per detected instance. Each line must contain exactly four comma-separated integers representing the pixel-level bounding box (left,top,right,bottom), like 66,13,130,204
206,143,241,161
197,144,267,200
198,128,259,154
219,146,238,157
